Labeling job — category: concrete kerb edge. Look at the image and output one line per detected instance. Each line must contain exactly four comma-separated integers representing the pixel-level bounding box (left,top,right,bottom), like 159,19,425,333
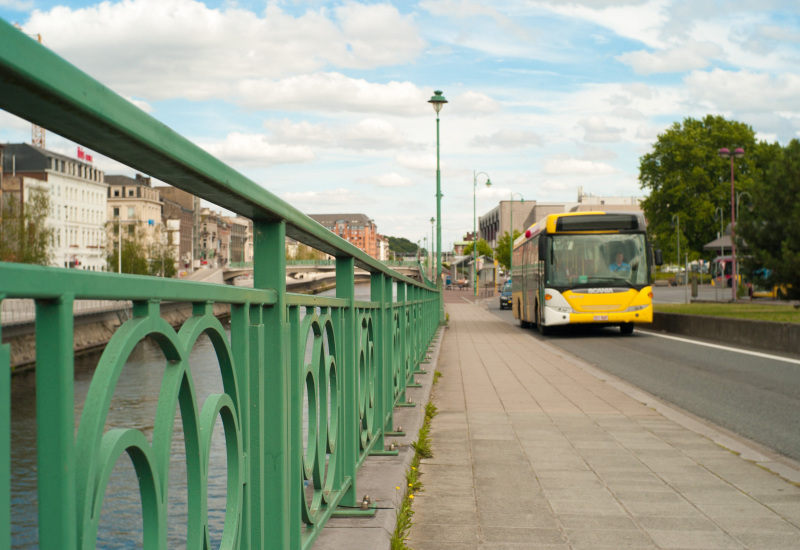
313,324,446,550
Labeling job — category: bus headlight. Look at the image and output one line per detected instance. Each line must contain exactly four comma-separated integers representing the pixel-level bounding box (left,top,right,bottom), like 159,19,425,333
626,304,648,312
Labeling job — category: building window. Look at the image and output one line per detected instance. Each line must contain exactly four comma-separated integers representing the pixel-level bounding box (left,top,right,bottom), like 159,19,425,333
128,206,135,218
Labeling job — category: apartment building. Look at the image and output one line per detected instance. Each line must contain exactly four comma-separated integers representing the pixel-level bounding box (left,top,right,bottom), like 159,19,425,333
1,143,107,270
308,213,379,258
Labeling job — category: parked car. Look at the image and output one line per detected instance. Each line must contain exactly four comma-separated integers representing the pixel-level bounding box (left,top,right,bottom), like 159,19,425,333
499,281,512,310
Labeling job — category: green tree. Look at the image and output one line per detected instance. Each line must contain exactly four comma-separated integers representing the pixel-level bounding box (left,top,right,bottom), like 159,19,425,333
461,238,493,257
387,236,418,255
0,186,54,265
148,243,178,278
737,139,800,298
107,237,149,274
638,115,765,262
494,230,521,271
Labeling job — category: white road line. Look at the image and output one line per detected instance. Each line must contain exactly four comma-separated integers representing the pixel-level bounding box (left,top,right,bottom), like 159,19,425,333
643,331,800,365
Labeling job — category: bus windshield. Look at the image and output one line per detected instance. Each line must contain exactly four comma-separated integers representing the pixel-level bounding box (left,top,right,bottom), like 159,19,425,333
545,233,649,288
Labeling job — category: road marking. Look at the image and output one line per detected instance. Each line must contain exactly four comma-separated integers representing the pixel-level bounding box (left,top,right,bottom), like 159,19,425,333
643,331,800,365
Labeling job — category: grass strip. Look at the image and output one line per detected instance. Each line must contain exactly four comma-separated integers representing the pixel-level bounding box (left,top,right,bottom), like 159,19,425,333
654,303,800,324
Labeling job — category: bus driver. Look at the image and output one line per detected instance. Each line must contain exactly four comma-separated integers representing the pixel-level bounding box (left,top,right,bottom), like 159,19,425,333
609,252,630,273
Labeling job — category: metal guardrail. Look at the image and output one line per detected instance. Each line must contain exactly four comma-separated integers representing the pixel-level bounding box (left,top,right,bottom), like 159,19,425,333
0,18,439,550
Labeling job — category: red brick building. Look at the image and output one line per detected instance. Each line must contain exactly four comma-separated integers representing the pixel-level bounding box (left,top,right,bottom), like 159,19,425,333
309,213,379,258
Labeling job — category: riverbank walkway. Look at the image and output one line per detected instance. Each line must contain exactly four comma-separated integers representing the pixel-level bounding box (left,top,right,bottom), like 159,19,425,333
407,290,800,549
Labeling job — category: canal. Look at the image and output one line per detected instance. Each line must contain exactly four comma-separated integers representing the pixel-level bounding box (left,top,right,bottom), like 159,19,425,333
11,329,232,548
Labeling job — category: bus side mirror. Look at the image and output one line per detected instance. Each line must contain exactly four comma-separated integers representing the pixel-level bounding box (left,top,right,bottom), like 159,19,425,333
654,250,663,266
538,244,546,262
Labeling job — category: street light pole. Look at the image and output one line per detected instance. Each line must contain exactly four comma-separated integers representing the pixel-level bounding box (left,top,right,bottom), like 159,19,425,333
509,193,523,284
430,217,435,281
428,91,448,323
718,147,745,301
672,213,680,285
472,170,492,297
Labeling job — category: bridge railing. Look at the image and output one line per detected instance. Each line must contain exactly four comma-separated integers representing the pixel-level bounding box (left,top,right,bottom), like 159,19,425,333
0,18,439,550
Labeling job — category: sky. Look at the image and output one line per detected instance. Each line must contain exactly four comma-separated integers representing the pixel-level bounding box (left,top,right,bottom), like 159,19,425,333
1,0,800,251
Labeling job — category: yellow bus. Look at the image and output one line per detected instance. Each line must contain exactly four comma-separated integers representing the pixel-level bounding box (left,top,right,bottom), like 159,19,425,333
512,211,662,335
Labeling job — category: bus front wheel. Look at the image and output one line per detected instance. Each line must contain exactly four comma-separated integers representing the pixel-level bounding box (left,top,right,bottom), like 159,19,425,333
620,323,634,335
536,302,551,336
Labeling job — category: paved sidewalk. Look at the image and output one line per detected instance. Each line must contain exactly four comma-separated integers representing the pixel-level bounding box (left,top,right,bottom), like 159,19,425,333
408,299,800,549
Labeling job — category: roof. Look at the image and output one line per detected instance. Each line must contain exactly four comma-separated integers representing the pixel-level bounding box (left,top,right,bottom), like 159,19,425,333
105,174,152,187
308,213,374,226
703,235,731,250
1,142,88,172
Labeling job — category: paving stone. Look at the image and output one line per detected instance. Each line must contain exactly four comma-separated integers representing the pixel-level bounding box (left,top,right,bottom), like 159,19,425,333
564,528,654,549
646,529,745,549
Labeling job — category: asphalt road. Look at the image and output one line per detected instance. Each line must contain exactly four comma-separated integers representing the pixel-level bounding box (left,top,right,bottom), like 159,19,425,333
487,296,800,464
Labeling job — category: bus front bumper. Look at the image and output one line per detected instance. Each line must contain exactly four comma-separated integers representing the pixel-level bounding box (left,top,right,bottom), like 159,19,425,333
543,305,653,327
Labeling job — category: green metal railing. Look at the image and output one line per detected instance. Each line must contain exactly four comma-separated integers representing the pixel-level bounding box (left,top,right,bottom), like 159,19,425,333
0,18,439,550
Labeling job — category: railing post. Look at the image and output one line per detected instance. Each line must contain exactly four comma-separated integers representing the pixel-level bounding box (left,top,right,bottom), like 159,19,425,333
35,295,76,550
0,297,9,550
253,220,291,549
370,273,387,448
383,276,394,432
396,282,407,402
336,256,358,507
229,302,252,547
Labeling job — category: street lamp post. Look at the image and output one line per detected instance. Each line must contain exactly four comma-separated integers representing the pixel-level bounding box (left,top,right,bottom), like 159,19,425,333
430,217,435,281
714,207,725,259
718,147,745,301
508,193,524,284
472,171,492,296
672,214,680,286
428,90,448,323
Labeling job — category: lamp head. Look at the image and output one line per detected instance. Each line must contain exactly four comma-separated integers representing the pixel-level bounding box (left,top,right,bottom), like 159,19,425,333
733,147,745,158
428,90,448,114
485,178,492,188
718,147,731,159
430,216,435,224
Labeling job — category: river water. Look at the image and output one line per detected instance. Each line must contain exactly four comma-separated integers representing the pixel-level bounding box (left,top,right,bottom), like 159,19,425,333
9,283,388,548
11,329,232,549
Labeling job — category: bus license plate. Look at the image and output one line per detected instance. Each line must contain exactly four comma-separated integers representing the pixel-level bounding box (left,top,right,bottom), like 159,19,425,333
594,315,608,321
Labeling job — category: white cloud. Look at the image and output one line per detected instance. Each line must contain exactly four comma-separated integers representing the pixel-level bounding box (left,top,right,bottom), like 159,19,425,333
358,172,417,188
617,41,722,75
470,129,543,148
125,96,154,113
340,118,412,150
237,73,428,114
396,153,437,172
543,157,618,175
685,69,800,112
579,116,624,142
450,91,502,115
264,119,337,147
538,0,670,50
1,0,33,10
25,0,425,101
281,188,376,207
199,132,315,166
